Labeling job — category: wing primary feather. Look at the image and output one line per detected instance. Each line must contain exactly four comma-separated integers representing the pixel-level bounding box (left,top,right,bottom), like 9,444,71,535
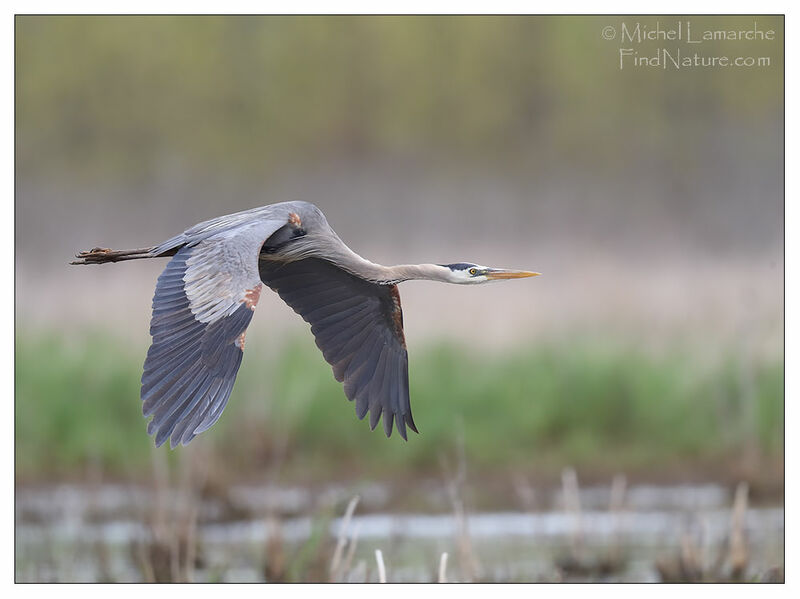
349,334,386,419
189,344,244,438
141,342,201,387
165,378,224,448
145,367,205,429
147,327,204,358
151,295,191,313
383,411,394,437
344,333,384,405
141,347,202,407
170,373,222,443
400,362,418,434
313,307,375,350
316,312,377,370
156,372,216,445
369,401,383,431
192,375,236,436
367,346,390,431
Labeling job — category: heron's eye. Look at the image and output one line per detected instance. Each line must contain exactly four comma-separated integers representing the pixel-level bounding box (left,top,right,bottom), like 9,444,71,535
468,268,478,276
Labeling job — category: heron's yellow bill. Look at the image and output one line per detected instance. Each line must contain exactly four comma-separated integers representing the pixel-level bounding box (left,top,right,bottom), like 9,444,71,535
485,269,541,280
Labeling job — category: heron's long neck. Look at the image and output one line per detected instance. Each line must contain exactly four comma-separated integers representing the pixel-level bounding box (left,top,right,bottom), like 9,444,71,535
378,263,450,284
292,232,450,284
328,249,447,284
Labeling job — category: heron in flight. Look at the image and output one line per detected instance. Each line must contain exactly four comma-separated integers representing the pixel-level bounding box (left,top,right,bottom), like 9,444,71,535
72,201,538,447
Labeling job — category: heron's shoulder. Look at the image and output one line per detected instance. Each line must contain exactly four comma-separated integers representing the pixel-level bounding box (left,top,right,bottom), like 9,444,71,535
153,202,329,255
215,201,326,225
187,202,323,233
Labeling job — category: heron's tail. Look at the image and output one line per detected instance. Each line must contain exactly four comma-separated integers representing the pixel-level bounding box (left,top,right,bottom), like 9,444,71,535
70,246,157,265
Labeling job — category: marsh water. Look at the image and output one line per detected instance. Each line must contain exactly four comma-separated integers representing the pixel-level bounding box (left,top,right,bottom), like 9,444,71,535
15,481,784,582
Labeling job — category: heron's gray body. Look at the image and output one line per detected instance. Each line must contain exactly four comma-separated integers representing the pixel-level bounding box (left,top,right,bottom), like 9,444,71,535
72,201,537,448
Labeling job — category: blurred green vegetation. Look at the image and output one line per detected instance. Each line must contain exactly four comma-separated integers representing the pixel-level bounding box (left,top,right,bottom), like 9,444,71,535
16,15,783,183
15,327,783,481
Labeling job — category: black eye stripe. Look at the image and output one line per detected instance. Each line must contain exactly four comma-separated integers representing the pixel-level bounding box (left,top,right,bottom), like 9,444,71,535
438,263,478,272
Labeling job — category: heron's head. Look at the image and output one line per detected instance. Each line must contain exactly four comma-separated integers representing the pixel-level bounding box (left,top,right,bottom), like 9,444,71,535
438,263,540,285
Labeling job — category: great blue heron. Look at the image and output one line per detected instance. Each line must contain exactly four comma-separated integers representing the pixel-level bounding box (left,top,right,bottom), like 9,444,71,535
72,201,538,447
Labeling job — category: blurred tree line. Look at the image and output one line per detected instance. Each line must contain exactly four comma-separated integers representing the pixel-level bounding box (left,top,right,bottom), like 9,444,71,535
16,15,783,184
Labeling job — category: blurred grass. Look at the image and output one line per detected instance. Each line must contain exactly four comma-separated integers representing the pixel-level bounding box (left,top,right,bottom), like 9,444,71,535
15,327,783,481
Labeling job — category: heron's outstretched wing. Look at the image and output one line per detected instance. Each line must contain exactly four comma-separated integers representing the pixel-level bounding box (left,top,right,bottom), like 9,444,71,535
142,218,284,448
260,258,417,439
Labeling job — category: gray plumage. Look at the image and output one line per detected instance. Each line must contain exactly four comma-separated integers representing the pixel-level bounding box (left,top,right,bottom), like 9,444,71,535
72,201,538,447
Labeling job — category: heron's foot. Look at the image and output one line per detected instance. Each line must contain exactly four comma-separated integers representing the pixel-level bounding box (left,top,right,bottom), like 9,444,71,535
71,247,113,264
70,246,153,265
